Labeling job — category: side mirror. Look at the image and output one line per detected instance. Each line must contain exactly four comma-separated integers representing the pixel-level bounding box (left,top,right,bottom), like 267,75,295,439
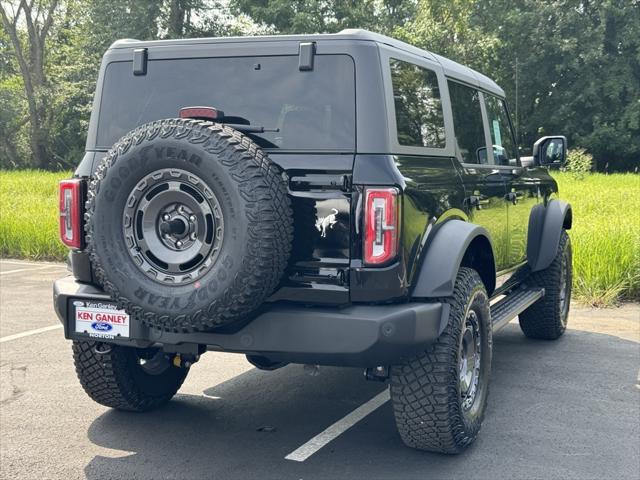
475,147,489,164
533,136,567,168
475,145,510,165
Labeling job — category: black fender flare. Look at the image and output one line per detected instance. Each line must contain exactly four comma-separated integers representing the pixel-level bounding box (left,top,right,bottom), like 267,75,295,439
527,199,572,272
411,220,496,298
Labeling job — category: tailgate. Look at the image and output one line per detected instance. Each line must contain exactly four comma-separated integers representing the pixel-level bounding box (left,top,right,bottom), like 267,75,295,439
267,153,353,305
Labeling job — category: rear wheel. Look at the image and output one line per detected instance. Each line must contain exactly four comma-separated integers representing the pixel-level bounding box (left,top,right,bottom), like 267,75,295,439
519,230,572,340
72,341,188,411
390,268,492,453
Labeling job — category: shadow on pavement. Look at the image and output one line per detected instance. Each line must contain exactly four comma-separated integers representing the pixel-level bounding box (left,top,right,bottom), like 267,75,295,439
84,324,640,480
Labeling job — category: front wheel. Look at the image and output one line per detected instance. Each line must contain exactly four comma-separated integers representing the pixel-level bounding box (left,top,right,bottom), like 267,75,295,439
72,341,188,411
390,267,492,454
519,230,572,340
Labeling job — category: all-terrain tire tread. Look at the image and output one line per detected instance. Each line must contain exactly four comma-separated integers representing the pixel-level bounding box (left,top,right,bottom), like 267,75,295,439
519,230,572,340
389,267,490,454
72,340,187,411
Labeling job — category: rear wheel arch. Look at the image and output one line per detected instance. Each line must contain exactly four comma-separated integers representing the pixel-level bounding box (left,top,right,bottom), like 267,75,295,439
460,235,496,296
411,220,496,299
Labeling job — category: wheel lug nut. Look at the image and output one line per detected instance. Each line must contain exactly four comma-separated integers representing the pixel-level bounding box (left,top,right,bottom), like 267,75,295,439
190,232,197,241
176,240,183,248
189,215,196,222
163,214,170,221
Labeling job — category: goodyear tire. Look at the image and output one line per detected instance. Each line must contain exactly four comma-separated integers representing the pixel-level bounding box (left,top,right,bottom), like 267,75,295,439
519,230,572,340
72,341,188,411
390,268,492,454
86,119,293,332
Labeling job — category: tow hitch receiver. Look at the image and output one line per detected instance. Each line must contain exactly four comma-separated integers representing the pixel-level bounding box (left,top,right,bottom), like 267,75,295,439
364,366,389,382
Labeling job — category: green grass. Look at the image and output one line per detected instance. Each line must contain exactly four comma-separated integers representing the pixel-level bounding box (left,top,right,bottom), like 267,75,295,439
1,169,638,305
552,172,640,306
0,170,72,261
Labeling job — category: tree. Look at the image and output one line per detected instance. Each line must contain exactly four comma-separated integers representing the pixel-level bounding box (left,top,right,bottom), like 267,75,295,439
395,0,500,72
477,0,640,170
1,0,60,168
0,21,28,167
1,0,637,171
231,0,380,34
163,0,254,38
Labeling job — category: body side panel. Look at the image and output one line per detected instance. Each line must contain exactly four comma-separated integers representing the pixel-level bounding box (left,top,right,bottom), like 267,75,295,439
350,154,470,302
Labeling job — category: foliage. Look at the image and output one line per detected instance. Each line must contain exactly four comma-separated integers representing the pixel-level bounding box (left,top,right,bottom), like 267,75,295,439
395,0,500,73
552,172,640,306
564,148,594,179
0,0,255,171
0,0,60,169
0,0,639,172
477,0,640,172
0,169,71,260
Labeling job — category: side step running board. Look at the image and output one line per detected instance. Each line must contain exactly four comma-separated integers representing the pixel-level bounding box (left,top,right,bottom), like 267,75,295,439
490,288,545,332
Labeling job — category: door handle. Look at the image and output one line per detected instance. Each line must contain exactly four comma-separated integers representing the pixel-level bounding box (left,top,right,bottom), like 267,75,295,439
468,195,489,210
505,192,519,205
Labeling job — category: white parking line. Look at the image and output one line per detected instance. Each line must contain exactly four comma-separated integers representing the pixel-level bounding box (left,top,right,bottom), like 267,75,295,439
0,265,65,276
0,260,64,267
285,389,390,462
0,325,63,343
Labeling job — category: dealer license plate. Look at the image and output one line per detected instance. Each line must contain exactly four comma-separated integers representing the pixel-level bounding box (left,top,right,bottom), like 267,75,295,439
74,300,130,339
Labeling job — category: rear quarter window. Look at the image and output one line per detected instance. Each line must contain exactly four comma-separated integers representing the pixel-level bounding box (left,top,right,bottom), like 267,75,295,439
96,55,356,151
389,58,446,148
448,80,486,164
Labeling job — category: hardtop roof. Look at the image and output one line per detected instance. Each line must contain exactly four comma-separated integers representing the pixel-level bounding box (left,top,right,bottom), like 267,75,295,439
109,28,504,97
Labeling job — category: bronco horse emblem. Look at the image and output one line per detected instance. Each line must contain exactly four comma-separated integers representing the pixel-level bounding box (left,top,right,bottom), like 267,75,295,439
315,208,339,238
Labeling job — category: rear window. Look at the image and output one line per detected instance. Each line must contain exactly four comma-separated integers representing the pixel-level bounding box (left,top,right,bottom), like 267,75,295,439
96,55,355,151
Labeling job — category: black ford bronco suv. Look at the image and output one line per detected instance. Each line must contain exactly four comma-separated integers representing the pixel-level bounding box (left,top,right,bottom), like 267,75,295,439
54,29,573,454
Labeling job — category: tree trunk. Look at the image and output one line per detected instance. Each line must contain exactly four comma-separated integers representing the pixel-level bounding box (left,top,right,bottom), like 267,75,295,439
167,0,186,38
0,0,58,169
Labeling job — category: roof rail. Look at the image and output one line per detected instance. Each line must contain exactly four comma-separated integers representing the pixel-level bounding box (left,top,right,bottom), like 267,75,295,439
109,38,141,49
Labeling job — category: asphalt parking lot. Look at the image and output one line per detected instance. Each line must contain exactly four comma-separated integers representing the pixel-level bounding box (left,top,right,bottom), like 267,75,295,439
1,259,639,480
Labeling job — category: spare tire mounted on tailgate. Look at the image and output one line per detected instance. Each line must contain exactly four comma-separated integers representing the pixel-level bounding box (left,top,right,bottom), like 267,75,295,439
86,119,293,332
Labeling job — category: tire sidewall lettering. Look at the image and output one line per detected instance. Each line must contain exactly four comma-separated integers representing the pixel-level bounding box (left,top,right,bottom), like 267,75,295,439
89,120,291,331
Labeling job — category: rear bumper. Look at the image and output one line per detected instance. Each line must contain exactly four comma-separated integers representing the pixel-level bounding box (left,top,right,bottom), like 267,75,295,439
53,276,449,367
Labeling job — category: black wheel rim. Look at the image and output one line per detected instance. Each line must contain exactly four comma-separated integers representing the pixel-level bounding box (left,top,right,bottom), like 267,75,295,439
123,168,224,284
459,308,482,411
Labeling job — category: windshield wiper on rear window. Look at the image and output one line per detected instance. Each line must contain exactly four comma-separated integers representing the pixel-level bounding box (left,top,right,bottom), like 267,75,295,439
178,108,279,134
222,124,279,133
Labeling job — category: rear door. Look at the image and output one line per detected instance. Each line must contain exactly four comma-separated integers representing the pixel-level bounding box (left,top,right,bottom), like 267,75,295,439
483,94,541,267
447,80,509,272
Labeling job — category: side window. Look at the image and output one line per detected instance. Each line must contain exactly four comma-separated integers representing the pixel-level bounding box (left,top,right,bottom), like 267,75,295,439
484,95,518,166
390,58,446,148
448,80,487,164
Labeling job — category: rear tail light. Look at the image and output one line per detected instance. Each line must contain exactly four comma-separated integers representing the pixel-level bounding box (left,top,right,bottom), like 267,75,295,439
59,179,84,249
364,188,399,265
